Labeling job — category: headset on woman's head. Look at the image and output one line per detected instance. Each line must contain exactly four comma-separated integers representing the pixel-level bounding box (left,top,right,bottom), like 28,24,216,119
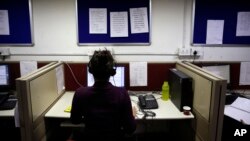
88,50,116,77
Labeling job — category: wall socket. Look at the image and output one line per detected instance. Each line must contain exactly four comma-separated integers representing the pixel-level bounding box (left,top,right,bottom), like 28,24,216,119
190,47,203,57
178,47,203,57
178,48,191,56
0,48,10,56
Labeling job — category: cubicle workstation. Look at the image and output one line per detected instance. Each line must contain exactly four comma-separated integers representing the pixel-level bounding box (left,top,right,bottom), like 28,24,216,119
16,62,65,141
12,61,58,117
15,61,228,141
176,62,227,141
0,62,58,141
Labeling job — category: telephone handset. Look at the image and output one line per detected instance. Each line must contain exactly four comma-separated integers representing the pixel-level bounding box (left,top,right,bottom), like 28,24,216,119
138,94,158,109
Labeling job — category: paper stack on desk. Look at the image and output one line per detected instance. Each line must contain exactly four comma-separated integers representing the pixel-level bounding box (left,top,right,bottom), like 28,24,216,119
224,97,250,125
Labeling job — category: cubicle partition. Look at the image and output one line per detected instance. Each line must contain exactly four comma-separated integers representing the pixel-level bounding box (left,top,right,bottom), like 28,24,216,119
16,62,65,141
14,61,226,141
176,62,227,141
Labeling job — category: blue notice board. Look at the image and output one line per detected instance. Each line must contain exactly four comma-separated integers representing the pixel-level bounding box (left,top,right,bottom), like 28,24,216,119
0,0,33,45
77,0,151,45
193,0,250,46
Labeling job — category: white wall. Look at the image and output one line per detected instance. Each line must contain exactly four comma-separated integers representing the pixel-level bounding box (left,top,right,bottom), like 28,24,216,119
1,0,250,62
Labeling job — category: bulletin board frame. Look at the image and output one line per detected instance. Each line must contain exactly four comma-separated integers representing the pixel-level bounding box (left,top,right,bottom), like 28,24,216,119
76,0,151,46
192,0,250,46
0,0,34,46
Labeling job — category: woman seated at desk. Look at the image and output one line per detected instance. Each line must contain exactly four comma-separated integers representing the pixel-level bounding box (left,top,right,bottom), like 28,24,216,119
70,50,136,141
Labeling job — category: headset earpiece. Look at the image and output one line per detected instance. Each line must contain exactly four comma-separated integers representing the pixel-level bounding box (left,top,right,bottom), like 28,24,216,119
107,61,116,76
110,67,116,76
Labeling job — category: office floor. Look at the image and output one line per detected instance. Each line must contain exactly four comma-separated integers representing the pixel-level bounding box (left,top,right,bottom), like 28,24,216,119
46,120,194,141
54,131,175,141
0,117,21,141
135,132,172,141
222,116,250,141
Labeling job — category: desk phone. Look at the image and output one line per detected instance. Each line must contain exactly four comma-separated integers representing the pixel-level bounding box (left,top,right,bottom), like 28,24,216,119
138,94,158,109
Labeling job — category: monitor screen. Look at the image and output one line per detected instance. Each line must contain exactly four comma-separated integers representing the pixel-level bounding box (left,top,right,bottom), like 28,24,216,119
87,66,125,87
0,64,10,87
202,65,230,84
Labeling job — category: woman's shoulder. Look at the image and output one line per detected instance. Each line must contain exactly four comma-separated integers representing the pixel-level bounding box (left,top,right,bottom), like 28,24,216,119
112,86,128,96
75,86,93,95
111,85,125,91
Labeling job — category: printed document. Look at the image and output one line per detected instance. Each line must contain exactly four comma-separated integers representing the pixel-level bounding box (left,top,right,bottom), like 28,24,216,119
56,65,65,94
239,62,250,85
89,8,107,34
129,62,147,86
236,12,250,36
206,20,224,44
224,97,250,125
110,11,128,37
0,10,10,35
20,61,38,76
130,7,149,34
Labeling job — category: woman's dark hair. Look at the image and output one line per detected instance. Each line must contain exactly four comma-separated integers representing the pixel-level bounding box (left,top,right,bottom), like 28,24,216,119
88,50,116,80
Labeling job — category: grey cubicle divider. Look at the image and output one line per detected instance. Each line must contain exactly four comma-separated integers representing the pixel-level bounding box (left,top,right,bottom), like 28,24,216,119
16,62,65,141
176,62,226,141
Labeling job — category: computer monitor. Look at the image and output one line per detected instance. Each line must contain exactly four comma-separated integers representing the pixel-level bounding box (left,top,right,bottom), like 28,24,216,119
87,66,125,87
0,64,10,91
202,65,230,84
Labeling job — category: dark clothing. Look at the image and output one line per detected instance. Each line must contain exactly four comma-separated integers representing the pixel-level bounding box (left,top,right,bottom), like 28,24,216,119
70,81,136,140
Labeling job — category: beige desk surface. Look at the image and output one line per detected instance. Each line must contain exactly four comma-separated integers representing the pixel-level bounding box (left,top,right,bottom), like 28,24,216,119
45,91,194,120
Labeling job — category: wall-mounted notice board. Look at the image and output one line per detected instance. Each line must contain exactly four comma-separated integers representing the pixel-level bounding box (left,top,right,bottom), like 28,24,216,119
192,0,250,46
77,0,151,45
0,0,33,46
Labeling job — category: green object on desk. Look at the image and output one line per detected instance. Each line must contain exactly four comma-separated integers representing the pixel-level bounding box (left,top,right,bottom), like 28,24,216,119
161,81,169,101
64,106,71,113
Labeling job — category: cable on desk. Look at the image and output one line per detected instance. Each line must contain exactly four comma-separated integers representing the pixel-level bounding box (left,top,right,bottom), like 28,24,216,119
141,110,156,119
136,102,156,119
128,91,158,119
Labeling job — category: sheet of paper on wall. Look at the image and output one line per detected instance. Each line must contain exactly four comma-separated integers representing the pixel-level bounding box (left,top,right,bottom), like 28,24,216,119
0,10,10,35
89,8,107,34
129,62,147,86
206,20,224,44
236,12,250,36
110,11,128,37
239,62,250,85
56,65,65,94
224,97,250,125
130,7,149,34
20,61,38,77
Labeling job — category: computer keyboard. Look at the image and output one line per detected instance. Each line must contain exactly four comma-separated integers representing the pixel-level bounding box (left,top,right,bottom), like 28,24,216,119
0,99,17,110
